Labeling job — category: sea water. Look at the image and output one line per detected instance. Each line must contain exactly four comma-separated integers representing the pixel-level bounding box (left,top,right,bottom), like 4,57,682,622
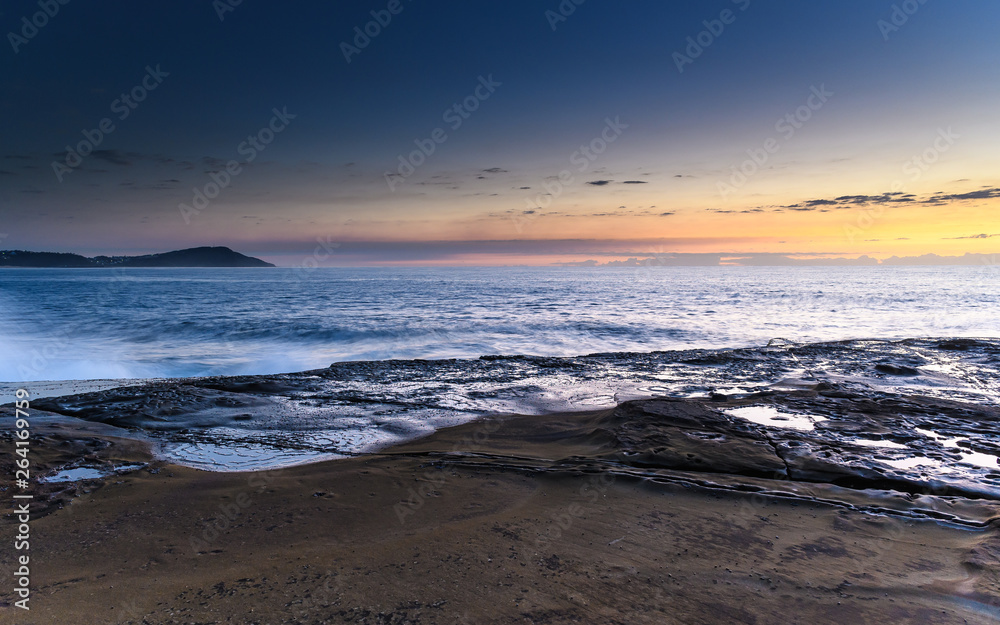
1,265,997,383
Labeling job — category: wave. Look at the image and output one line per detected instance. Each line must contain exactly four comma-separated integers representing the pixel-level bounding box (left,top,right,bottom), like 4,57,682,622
2,265,997,383
10,338,1000,477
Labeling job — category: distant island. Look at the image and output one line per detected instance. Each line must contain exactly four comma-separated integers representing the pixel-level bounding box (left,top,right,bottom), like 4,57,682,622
0,246,275,268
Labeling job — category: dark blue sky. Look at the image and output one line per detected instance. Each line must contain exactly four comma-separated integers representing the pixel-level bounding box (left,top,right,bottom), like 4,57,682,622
2,1,998,264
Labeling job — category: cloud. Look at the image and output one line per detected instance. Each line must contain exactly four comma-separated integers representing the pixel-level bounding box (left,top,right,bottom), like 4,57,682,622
200,156,227,169
758,185,996,214
827,193,912,206
91,149,132,166
925,187,1000,203
482,167,508,174
587,180,611,186
622,180,647,184
944,233,1000,240
551,252,892,267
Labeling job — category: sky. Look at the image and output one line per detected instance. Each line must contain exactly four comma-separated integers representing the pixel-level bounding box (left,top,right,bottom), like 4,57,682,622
1,0,998,266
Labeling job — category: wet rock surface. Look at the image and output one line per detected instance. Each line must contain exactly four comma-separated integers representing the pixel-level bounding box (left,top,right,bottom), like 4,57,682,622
4,338,1000,525
4,346,1000,623
5,338,998,473
606,394,1000,526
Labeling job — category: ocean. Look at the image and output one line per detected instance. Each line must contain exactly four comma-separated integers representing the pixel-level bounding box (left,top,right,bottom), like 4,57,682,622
1,265,997,383
3,266,999,473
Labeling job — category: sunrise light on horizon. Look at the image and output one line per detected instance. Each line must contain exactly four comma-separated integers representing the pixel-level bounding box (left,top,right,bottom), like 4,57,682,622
2,1,998,265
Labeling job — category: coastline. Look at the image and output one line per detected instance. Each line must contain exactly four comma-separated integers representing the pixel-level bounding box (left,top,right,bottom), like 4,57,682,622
5,337,999,475
3,390,1000,623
